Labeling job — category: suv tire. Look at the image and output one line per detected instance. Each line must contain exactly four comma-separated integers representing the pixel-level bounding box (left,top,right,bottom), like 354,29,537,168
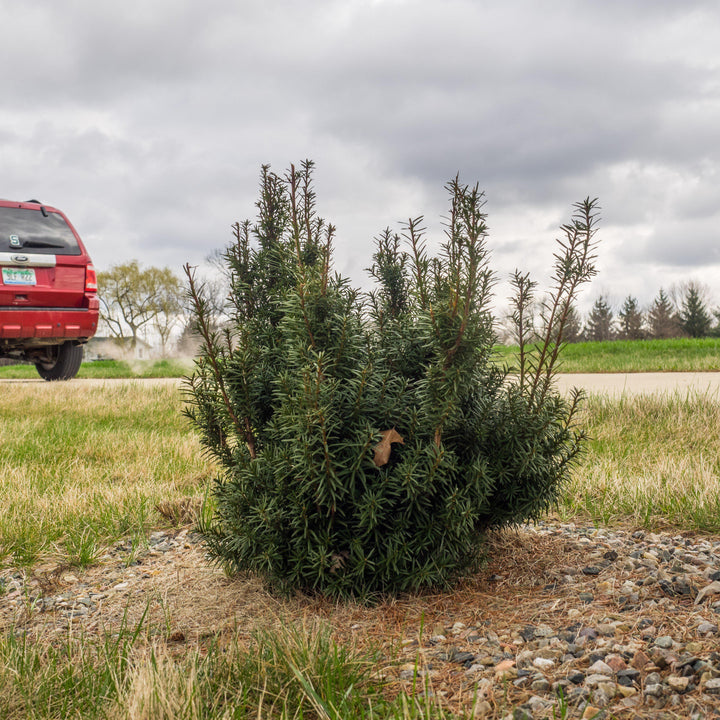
35,342,84,381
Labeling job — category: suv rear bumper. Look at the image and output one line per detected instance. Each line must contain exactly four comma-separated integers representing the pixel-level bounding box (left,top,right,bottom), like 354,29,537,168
0,306,99,344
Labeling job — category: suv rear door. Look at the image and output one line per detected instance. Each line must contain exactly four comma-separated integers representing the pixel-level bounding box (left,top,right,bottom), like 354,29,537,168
0,203,89,312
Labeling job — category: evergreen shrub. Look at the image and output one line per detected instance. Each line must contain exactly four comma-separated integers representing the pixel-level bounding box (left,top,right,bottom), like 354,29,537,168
184,161,600,600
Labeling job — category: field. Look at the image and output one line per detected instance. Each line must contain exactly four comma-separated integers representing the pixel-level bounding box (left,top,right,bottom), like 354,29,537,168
494,336,720,373
1,380,720,717
2,336,720,382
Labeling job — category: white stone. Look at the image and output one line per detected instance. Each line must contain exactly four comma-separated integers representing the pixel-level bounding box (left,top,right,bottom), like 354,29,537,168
532,657,555,671
587,660,614,676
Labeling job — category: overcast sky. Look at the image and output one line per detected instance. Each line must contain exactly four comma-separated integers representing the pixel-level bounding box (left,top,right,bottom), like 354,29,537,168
2,0,720,314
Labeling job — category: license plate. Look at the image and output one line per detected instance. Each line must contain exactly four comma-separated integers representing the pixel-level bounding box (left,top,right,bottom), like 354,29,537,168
2,267,37,285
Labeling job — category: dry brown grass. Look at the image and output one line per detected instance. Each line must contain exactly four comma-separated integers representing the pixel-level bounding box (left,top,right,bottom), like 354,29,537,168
567,391,720,530
0,381,215,565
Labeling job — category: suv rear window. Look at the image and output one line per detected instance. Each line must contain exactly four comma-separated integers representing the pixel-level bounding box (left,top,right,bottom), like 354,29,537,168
0,206,81,255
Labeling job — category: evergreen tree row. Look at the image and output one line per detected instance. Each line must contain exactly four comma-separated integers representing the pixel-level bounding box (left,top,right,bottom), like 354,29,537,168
562,283,719,342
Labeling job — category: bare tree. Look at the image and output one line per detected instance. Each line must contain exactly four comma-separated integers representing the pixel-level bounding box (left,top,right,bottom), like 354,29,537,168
98,261,183,350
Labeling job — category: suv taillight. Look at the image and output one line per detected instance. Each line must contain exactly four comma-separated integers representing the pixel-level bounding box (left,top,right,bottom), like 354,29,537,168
85,263,98,293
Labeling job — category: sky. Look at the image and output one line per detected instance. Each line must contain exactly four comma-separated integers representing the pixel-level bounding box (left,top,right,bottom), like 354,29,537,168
2,0,720,316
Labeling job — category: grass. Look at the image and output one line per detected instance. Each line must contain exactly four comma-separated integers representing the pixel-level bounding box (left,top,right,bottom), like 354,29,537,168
2,378,719,562
494,336,720,373
0,357,192,380
0,382,212,567
3,380,720,717
0,611,461,719
565,389,720,532
3,336,720,380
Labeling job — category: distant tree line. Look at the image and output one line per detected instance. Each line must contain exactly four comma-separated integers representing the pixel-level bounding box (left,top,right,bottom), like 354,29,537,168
564,281,719,343
97,258,719,355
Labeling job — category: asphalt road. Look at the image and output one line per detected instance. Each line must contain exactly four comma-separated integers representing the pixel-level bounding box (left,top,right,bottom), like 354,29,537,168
554,372,720,397
2,373,720,396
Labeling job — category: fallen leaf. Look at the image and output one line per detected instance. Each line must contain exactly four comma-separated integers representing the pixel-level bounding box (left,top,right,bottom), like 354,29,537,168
494,659,515,673
373,428,404,467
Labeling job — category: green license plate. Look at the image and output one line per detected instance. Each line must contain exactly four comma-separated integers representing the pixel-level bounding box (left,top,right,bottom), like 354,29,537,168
2,267,37,285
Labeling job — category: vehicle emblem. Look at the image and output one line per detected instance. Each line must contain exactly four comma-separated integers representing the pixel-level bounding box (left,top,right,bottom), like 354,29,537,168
11,255,29,263
9,234,21,247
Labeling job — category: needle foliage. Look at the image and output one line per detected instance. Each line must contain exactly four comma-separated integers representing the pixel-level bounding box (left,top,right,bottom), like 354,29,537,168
184,161,599,600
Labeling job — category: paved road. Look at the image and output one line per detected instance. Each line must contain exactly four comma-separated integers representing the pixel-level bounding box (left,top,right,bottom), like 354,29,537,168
3,373,720,396
554,372,720,396
0,377,180,387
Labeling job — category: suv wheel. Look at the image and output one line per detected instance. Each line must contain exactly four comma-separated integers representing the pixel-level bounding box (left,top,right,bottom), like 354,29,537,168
35,342,84,381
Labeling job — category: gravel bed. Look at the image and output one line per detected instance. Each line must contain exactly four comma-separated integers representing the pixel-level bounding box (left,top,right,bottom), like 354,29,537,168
2,522,720,718
386,522,720,719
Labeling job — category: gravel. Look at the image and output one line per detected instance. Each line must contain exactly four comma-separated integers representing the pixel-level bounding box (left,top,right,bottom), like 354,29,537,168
3,521,720,718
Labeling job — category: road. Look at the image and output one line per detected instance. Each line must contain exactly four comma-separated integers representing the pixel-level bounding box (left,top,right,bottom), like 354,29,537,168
554,372,720,396
2,372,720,396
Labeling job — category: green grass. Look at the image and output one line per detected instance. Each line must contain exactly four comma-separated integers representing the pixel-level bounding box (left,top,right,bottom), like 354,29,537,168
0,358,192,380
2,380,720,718
494,336,720,373
2,378,719,560
0,612,464,719
0,382,212,567
3,337,720,379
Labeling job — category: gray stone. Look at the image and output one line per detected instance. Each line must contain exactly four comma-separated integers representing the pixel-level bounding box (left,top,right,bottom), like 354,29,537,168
530,678,551,692
705,677,720,694
654,635,673,649
583,674,610,688
533,624,555,638
587,660,613,676
593,685,616,707
511,708,534,720
616,668,640,686
697,621,718,635
448,650,476,665
532,657,555,671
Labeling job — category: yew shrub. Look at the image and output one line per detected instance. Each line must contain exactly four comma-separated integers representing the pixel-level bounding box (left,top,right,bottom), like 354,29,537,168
185,161,599,600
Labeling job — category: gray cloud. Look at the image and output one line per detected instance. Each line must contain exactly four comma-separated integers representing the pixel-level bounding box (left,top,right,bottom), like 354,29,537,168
1,0,719,311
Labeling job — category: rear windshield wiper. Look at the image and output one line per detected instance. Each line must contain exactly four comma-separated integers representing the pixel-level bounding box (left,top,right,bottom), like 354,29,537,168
19,240,65,248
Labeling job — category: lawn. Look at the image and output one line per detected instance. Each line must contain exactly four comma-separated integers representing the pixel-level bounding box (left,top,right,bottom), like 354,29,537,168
0,381,210,567
3,337,720,381
494,336,720,373
0,358,192,380
2,380,719,718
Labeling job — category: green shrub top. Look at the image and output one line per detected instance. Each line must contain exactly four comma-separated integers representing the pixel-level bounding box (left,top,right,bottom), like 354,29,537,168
185,161,599,600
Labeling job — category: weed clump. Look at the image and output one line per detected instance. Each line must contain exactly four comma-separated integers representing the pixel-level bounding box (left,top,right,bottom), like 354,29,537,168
185,161,599,599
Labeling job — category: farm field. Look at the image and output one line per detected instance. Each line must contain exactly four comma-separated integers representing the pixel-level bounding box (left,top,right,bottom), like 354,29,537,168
1,381,720,718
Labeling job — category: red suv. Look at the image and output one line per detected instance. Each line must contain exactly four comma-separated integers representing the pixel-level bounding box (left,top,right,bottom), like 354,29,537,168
0,200,99,380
